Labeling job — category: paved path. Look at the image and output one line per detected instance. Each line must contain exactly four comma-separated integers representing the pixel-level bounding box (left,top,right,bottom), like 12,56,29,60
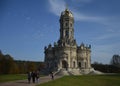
0,75,62,86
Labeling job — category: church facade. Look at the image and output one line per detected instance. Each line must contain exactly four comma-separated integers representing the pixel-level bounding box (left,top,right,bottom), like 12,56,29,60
44,8,91,74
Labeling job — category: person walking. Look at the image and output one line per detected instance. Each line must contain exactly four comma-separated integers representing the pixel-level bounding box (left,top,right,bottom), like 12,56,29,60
31,71,36,83
50,72,54,80
27,72,31,83
36,70,40,83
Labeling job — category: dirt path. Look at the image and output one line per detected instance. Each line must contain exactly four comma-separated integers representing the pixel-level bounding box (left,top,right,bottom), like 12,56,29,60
0,75,62,86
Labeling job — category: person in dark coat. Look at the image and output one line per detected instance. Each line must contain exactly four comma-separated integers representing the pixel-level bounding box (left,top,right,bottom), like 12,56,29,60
50,72,54,80
27,72,31,83
31,71,36,83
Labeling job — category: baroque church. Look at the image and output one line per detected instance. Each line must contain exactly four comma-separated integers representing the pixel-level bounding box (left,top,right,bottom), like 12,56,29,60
44,8,92,75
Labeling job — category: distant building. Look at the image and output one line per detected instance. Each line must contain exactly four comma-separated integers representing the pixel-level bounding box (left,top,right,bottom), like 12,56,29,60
44,8,92,75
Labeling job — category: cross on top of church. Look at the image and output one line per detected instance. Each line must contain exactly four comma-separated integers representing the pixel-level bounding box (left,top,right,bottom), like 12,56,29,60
65,4,68,10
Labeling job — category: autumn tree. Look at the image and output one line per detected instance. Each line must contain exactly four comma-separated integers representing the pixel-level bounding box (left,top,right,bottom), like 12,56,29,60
27,62,36,72
0,50,43,74
0,51,19,74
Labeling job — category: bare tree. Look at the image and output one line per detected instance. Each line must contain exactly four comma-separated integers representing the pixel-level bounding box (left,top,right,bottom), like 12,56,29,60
111,55,120,67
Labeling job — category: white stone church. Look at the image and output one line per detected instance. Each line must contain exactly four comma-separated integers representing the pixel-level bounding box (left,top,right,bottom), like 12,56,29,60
44,8,92,75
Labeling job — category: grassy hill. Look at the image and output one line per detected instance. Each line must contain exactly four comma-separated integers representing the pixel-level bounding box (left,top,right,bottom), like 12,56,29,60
38,74,120,86
0,74,26,83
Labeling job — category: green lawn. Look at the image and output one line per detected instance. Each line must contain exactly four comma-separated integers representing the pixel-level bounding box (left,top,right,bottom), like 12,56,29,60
38,74,120,86
0,74,27,83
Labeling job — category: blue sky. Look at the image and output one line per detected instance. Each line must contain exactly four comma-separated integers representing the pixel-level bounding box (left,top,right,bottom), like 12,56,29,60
0,0,120,64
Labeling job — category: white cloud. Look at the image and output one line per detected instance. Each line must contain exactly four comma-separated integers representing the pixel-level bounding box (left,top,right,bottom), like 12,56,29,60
93,43,120,53
94,32,120,40
48,0,105,23
33,31,44,39
48,0,66,16
93,18,120,41
80,0,93,2
48,0,120,26
48,0,120,64
92,43,120,64
72,0,93,3
73,10,105,22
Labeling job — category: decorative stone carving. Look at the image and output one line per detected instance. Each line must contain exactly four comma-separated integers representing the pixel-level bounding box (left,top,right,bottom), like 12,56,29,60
44,8,91,74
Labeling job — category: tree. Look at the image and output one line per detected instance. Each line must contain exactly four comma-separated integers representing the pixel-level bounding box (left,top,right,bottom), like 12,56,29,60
27,62,36,72
0,52,19,74
0,50,44,74
111,55,120,67
0,51,4,74
8,61,19,74
38,63,45,71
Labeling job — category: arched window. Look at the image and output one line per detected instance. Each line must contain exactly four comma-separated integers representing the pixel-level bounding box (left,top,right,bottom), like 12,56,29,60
65,31,69,37
85,62,87,68
62,60,68,70
65,23,68,26
70,23,72,27
73,61,75,68
78,62,81,68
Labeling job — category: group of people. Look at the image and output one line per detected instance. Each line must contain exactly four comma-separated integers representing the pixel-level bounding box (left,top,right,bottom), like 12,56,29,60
27,71,40,83
27,71,55,84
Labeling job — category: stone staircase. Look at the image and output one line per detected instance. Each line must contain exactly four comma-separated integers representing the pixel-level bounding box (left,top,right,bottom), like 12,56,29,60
54,68,103,76
55,68,81,75
55,69,70,75
68,68,81,75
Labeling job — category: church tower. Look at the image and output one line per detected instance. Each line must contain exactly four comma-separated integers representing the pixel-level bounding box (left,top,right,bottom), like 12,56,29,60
44,8,92,75
58,8,76,46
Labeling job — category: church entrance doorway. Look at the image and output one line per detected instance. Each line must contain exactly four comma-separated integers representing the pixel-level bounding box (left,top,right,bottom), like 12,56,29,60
73,61,75,68
62,60,68,70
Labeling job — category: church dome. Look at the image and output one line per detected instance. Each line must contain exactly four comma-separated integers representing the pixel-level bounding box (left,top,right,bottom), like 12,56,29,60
61,8,73,17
